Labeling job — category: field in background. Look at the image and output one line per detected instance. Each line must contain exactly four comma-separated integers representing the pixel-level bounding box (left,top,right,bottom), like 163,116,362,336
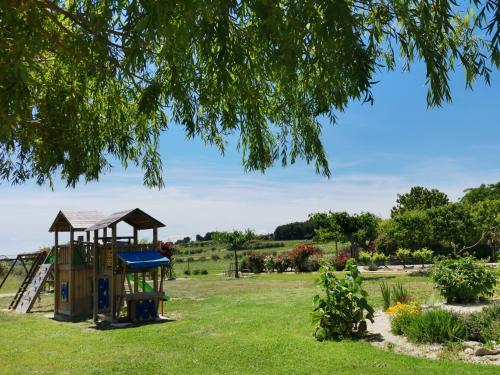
172,239,346,275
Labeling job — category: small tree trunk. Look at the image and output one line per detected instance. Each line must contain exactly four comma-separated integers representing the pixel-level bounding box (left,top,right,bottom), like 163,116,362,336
234,250,239,278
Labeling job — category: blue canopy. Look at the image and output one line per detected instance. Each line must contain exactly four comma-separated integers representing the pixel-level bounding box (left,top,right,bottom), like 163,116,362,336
117,250,171,269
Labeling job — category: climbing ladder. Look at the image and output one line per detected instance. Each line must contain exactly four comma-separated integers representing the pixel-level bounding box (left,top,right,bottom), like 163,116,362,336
8,251,50,311
15,263,54,313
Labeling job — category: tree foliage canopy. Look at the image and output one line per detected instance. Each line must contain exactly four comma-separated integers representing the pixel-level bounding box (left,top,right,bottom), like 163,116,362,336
311,211,379,250
213,229,255,251
391,186,449,217
461,182,500,204
1,1,498,186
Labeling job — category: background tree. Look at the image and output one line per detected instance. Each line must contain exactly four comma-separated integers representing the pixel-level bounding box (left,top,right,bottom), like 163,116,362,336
0,1,497,187
461,182,500,204
469,199,500,261
391,186,449,217
311,212,379,258
273,220,315,241
213,229,255,278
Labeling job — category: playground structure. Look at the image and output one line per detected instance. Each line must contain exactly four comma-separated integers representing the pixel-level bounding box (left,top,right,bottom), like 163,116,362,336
0,250,54,313
48,208,170,323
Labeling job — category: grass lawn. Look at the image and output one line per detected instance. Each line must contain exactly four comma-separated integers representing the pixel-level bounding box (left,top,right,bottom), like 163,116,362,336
0,272,498,374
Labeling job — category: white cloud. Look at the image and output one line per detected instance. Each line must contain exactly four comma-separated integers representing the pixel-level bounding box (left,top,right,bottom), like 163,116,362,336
0,156,498,255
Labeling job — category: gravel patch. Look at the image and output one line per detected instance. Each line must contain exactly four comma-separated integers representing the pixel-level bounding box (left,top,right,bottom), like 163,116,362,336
367,310,500,366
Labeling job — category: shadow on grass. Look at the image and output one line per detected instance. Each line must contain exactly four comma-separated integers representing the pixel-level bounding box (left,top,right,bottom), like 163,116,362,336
362,275,396,281
93,317,177,331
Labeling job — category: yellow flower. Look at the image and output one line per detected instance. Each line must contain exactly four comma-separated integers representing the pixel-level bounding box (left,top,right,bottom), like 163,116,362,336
385,302,420,316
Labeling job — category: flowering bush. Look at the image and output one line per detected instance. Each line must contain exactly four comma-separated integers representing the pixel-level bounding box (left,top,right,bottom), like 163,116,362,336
329,250,350,271
160,241,176,259
242,251,266,273
386,302,421,335
275,254,291,273
306,254,323,272
264,255,275,272
288,244,323,272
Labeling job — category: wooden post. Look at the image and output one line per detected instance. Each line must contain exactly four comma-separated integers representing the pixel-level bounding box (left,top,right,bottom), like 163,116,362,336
133,228,138,245
69,229,74,315
111,224,116,320
153,226,158,248
54,231,59,314
157,265,165,316
133,272,138,293
93,230,98,323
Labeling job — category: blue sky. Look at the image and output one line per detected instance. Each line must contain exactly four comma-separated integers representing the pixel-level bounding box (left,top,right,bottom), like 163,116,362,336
1,64,499,255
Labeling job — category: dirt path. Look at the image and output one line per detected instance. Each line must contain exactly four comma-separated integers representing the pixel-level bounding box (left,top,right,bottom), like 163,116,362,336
0,293,15,298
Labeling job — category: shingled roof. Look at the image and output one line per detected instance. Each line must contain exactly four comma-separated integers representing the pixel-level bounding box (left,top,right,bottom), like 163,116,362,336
85,208,165,231
49,210,105,232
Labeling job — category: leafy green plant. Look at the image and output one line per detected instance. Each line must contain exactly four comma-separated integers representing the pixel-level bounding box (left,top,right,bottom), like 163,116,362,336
432,256,497,303
404,309,465,343
462,302,500,343
396,248,411,268
413,248,433,268
391,282,411,304
379,281,392,311
312,261,374,340
200,269,208,275
193,269,201,275
372,252,387,266
184,269,191,276
359,251,372,265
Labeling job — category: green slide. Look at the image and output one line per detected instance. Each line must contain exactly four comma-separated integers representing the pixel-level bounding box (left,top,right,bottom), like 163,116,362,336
127,274,170,301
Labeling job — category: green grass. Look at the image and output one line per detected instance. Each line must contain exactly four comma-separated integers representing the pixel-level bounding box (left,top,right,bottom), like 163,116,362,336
0,273,497,374
0,273,24,293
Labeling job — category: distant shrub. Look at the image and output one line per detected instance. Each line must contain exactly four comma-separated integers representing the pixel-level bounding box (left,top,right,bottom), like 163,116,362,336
223,253,233,259
198,256,207,262
358,251,372,265
432,256,497,303
211,254,220,261
329,250,349,271
396,248,411,268
275,254,291,273
264,255,275,272
242,251,266,273
288,244,323,272
413,248,433,267
305,254,322,272
462,302,500,343
372,252,387,266
193,269,201,275
176,258,185,263
0,261,9,276
200,269,208,275
184,269,191,276
242,241,285,250
187,257,194,262
404,309,465,343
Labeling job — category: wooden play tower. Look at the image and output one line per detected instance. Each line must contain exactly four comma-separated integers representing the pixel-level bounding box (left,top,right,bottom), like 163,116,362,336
49,208,170,323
